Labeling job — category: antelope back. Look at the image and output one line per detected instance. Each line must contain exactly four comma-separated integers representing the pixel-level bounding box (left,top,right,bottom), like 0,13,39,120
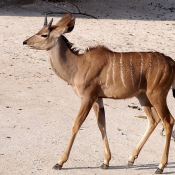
23,13,75,50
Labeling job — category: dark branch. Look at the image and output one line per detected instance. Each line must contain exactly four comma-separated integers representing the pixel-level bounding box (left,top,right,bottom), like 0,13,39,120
46,11,97,19
44,1,97,19
45,1,69,12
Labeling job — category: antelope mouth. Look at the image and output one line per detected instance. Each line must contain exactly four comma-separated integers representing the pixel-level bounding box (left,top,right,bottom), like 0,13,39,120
23,40,27,45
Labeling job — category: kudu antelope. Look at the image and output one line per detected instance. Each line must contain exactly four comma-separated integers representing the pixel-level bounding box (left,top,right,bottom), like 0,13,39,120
23,13,175,174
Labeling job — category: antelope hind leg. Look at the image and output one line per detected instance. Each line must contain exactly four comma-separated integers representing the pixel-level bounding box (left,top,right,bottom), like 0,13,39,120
128,106,160,167
128,93,160,167
148,95,174,174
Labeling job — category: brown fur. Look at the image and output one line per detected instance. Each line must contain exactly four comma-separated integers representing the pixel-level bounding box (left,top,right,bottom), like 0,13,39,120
23,13,175,174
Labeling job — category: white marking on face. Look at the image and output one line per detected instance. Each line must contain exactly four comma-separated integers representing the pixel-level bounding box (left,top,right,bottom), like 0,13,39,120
130,54,134,87
120,53,126,88
40,43,46,49
138,53,143,88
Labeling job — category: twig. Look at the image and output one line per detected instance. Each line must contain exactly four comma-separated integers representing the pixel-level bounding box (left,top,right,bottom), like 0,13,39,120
45,1,69,12
44,1,97,19
135,116,147,119
66,1,96,18
66,1,81,13
46,11,97,19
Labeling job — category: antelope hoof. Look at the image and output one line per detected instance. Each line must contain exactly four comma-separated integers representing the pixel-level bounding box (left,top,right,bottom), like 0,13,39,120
127,161,134,167
100,163,109,169
155,168,163,174
52,163,62,170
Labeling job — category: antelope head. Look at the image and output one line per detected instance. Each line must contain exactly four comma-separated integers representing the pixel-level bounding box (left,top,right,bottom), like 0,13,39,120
23,13,75,50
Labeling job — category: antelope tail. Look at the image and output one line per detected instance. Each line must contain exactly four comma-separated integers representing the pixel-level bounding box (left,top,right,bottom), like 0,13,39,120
172,61,175,98
173,79,175,98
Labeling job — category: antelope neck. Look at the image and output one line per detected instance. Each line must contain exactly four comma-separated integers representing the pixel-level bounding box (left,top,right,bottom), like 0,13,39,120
47,36,81,85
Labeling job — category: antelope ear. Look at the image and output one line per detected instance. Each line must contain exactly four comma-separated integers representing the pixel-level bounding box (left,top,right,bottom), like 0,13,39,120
63,18,75,33
56,13,72,26
50,18,75,38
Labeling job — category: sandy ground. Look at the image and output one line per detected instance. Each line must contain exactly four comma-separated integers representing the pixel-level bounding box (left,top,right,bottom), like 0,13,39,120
1,1,175,175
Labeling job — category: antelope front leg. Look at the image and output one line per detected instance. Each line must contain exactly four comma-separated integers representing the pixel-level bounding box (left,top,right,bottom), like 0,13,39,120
93,98,111,169
53,98,95,170
154,106,174,174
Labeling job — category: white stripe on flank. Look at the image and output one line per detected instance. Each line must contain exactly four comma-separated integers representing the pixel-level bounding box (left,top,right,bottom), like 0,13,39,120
120,53,126,88
153,53,160,86
112,56,116,86
161,54,167,75
130,54,134,87
147,53,152,81
138,53,143,88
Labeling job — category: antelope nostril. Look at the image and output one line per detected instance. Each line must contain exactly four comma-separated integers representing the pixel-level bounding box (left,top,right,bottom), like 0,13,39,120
23,40,27,45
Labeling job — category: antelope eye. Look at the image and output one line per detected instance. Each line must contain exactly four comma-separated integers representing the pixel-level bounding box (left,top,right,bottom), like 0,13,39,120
41,34,48,38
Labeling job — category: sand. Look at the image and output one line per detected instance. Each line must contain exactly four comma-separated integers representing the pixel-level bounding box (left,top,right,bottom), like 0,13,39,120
0,1,175,175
